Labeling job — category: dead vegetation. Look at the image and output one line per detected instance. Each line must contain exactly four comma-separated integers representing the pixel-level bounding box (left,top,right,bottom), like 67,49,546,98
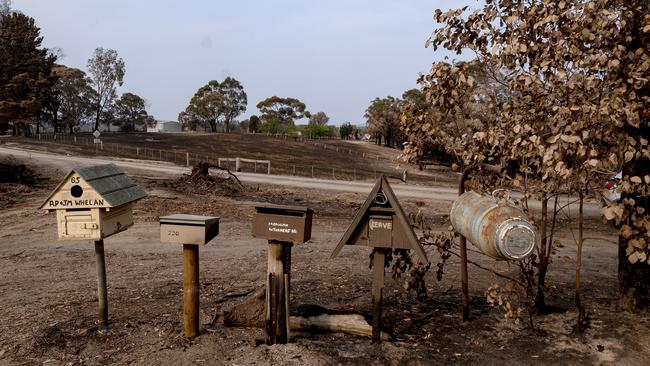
167,161,245,196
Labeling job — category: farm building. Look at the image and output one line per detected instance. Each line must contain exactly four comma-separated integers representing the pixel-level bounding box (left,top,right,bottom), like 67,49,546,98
147,120,182,133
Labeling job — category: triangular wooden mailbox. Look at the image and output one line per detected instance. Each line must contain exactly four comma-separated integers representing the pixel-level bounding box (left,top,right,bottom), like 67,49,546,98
331,176,428,264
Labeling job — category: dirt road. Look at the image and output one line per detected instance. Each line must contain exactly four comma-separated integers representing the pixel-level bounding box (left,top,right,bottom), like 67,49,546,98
0,145,459,200
0,145,604,216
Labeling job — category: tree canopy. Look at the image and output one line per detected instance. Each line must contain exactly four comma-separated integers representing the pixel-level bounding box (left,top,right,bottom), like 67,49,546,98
257,96,310,125
402,0,650,311
87,47,125,132
184,77,247,132
365,96,403,148
0,12,57,135
112,92,151,132
309,111,329,126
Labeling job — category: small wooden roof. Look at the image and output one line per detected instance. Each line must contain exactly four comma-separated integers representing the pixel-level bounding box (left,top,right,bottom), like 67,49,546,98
330,176,428,264
40,164,146,210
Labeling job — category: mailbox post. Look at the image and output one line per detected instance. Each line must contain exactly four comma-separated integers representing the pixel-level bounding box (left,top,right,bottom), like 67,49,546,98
160,214,219,338
331,176,428,343
40,164,146,328
252,204,313,344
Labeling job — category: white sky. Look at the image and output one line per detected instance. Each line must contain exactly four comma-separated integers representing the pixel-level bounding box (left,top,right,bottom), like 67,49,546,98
13,0,476,125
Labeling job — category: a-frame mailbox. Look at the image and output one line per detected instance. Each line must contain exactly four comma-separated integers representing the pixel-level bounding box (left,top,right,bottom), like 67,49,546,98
331,176,428,343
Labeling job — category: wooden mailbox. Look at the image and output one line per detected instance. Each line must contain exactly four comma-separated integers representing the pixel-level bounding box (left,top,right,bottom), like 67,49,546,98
252,204,313,345
159,214,219,338
331,176,428,343
40,164,146,328
252,204,313,243
40,164,146,240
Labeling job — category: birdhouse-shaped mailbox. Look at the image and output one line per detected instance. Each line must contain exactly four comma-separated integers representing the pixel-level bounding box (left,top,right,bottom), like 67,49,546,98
160,214,220,245
39,164,146,240
331,176,428,264
252,204,313,243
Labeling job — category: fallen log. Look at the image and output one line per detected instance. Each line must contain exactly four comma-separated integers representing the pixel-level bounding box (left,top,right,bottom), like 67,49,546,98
223,288,391,340
290,314,391,341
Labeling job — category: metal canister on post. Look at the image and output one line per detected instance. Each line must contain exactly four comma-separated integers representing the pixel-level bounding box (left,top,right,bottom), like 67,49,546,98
450,191,537,261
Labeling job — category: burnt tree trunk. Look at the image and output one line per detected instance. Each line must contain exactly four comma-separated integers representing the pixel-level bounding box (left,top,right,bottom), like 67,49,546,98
619,239,650,311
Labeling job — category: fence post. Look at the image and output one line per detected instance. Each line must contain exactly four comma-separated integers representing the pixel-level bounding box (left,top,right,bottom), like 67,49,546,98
332,167,335,180
292,165,295,175
354,168,356,181
159,150,162,160
186,152,189,166
137,147,139,156
236,157,241,172
311,166,314,178
267,163,271,175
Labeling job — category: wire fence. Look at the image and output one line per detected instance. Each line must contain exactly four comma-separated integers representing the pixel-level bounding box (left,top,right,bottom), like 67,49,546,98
27,133,410,182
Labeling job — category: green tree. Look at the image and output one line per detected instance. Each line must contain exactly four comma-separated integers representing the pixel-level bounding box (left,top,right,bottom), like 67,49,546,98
309,111,329,126
0,12,57,135
112,92,150,132
248,114,260,133
304,123,330,138
185,78,247,133
257,96,310,131
339,122,354,139
218,77,247,132
54,66,96,134
365,96,402,148
178,109,200,132
87,47,125,132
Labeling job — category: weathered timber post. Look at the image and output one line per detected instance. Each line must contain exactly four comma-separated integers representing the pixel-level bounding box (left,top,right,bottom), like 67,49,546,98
266,240,292,344
186,152,190,167
236,157,241,172
160,214,220,338
371,248,385,343
252,204,313,345
183,244,200,337
95,239,109,328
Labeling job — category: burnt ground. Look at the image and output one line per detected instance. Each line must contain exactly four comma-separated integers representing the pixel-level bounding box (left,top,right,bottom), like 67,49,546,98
0,158,648,365
2,133,455,185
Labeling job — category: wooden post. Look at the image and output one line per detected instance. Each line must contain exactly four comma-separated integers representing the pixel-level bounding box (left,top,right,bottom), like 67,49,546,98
183,244,200,338
236,157,241,172
267,163,271,175
371,248,384,343
94,240,109,328
458,169,471,321
266,240,292,344
186,152,190,167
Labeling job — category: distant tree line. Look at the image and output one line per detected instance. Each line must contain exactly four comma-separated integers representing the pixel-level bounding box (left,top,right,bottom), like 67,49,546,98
0,2,154,135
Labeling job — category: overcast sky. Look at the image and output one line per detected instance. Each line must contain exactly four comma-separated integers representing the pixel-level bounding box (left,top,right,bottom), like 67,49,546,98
13,0,473,125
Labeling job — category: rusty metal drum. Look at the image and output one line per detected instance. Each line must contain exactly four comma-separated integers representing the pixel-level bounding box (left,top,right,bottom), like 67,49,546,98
450,191,537,260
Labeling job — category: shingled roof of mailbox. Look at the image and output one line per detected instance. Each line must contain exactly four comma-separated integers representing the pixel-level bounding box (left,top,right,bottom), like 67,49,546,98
39,163,146,209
